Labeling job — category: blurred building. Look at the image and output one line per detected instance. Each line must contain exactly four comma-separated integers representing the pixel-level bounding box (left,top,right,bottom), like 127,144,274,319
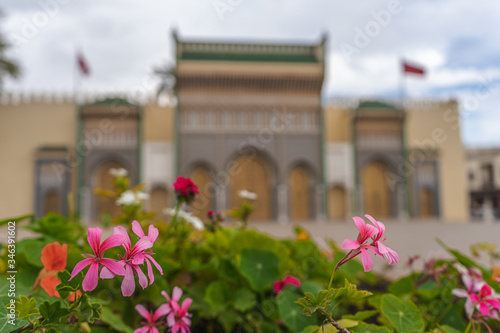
0,34,469,223
466,148,500,221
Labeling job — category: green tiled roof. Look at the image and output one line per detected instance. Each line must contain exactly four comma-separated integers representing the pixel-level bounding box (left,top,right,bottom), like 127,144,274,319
358,101,398,110
181,51,318,63
177,40,322,63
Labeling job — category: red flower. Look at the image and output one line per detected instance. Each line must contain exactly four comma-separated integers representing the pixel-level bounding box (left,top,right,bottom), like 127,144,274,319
173,177,199,204
273,276,301,294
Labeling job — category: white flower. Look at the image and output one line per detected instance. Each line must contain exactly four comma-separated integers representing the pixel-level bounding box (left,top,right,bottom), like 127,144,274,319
109,168,128,178
116,190,149,206
238,190,257,200
164,208,205,230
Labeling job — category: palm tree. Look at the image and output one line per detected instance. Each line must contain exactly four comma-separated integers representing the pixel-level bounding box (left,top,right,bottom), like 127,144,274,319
152,62,176,98
0,13,20,90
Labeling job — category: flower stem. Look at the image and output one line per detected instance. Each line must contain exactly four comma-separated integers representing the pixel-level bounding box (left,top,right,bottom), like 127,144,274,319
171,200,183,228
320,308,351,333
328,268,336,290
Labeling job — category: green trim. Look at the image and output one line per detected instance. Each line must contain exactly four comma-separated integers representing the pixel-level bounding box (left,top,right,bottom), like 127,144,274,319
76,105,84,218
181,52,318,63
320,105,328,220
88,98,134,106
351,113,359,215
401,112,410,217
358,100,399,110
174,40,180,178
137,105,143,184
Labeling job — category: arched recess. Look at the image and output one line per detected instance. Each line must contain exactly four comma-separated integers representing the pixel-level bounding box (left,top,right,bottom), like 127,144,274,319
150,185,169,220
229,152,276,221
189,164,214,219
43,189,61,215
329,186,346,220
419,187,434,218
93,160,129,222
362,161,391,218
289,164,314,221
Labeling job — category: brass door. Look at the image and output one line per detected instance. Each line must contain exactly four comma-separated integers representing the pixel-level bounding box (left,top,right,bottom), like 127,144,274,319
96,161,126,220
362,161,390,218
329,186,346,220
230,155,271,221
419,188,434,218
289,166,310,221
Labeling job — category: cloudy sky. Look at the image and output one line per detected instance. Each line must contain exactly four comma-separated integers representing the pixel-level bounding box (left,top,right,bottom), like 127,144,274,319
2,0,500,147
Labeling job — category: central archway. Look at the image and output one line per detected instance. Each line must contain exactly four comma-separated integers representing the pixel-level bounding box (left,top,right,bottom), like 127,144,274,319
229,154,274,221
362,161,390,218
289,165,313,221
93,160,129,222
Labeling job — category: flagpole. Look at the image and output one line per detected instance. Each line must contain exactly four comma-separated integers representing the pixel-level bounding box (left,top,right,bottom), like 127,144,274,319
73,47,81,104
399,58,406,109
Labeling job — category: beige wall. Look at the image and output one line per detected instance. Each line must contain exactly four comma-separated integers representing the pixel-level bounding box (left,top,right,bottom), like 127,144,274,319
143,104,175,142
0,101,76,218
323,106,351,142
406,100,468,222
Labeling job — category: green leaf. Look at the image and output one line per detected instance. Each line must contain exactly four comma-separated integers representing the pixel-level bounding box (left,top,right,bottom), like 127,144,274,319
39,300,71,325
337,319,359,328
239,249,280,292
0,296,29,332
230,230,290,273
217,310,242,332
56,270,83,293
15,295,39,320
436,324,462,333
74,294,101,324
204,280,231,315
233,288,256,312
301,280,324,296
17,239,45,267
100,307,133,333
0,214,34,227
350,322,392,333
300,325,339,333
343,310,378,321
388,274,416,296
436,238,489,277
295,290,331,317
381,294,425,333
278,287,317,332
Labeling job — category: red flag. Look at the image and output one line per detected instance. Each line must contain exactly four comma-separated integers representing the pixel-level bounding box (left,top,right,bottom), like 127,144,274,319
77,52,90,76
402,60,425,75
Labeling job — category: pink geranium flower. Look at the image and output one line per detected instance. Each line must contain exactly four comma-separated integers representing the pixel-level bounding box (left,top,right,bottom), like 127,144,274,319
339,216,380,272
162,287,193,333
468,284,500,317
336,215,398,272
273,276,301,294
134,304,171,333
365,215,399,265
69,227,126,292
101,225,153,297
131,221,163,284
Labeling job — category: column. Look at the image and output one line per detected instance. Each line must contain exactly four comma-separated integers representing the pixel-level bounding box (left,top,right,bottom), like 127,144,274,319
315,184,326,222
277,184,288,224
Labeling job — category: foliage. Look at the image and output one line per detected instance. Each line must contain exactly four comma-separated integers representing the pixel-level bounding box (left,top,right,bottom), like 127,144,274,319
1,174,500,332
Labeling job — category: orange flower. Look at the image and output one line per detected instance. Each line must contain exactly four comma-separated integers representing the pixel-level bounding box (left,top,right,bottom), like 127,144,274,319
33,242,69,298
40,275,60,297
41,242,67,271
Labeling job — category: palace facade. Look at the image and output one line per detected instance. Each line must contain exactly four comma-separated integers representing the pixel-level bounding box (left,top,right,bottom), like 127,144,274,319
0,34,469,223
